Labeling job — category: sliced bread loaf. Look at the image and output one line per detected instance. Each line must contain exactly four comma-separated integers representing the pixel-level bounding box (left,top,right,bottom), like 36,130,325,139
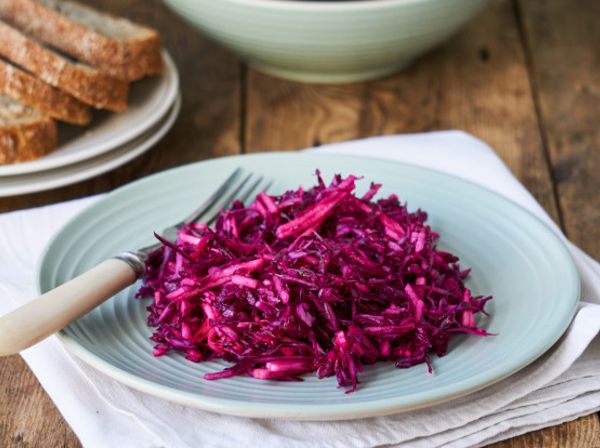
0,21,129,112
0,94,57,164
0,0,163,81
0,58,91,126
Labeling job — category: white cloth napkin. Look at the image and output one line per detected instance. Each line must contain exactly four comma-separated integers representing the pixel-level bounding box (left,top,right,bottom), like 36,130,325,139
1,131,600,448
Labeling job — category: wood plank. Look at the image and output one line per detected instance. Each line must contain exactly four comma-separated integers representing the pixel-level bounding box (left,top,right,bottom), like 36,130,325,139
515,0,600,259
0,0,596,446
245,78,364,150
509,0,600,445
245,0,559,221
0,0,242,447
245,0,596,446
0,355,80,447
488,414,600,448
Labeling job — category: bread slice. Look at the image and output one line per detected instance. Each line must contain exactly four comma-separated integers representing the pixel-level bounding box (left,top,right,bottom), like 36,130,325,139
0,21,129,112
0,94,57,164
0,58,91,126
0,0,163,81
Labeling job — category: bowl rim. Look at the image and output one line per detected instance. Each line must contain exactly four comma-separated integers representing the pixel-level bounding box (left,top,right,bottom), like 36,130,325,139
167,0,450,12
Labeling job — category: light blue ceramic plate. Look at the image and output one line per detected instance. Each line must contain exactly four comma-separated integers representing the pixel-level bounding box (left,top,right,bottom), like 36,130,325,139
37,153,579,420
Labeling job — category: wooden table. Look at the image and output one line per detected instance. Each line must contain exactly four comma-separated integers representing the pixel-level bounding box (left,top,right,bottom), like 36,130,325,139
1,0,598,446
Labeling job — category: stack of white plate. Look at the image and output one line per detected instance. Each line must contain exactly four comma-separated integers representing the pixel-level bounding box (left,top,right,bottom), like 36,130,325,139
0,52,180,197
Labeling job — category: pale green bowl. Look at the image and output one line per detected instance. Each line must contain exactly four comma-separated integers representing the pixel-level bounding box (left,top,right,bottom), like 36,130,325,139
162,0,488,83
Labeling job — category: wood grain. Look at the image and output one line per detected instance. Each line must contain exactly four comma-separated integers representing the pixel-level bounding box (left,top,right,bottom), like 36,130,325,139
245,0,599,446
357,0,559,219
516,0,600,259
492,0,600,444
488,414,600,448
0,0,242,446
0,355,79,447
1,0,599,446
245,0,559,221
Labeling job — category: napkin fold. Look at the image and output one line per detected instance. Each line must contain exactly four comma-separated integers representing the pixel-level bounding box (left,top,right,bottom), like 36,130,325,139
1,131,599,448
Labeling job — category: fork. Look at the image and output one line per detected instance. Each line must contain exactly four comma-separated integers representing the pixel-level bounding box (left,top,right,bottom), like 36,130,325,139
0,168,266,356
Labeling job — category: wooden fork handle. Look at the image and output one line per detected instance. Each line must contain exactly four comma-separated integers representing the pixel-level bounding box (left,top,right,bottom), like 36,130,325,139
0,259,136,356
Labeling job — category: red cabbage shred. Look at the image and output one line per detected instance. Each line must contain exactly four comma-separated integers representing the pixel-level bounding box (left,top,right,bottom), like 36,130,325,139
137,172,492,392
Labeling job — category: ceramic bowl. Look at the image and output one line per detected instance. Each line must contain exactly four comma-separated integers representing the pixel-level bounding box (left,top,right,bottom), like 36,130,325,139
162,0,488,83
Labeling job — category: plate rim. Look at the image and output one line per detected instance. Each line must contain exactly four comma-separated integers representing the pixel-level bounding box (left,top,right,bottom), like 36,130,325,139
0,51,179,177
36,152,580,420
0,94,181,197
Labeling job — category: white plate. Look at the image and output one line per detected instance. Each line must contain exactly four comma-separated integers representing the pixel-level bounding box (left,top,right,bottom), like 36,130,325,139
0,95,180,197
0,51,179,177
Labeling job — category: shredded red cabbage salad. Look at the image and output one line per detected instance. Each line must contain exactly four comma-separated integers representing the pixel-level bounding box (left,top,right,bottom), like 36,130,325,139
137,172,492,392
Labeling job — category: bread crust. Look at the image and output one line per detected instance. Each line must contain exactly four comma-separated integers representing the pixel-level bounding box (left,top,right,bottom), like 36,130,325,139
0,59,91,126
0,0,163,81
0,21,129,111
0,114,57,164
